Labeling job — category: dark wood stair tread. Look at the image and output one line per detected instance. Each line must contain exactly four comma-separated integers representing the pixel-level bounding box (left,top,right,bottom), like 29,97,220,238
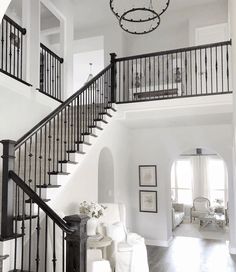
48,171,69,176
25,198,50,203
81,132,98,137
14,215,38,221
88,125,103,130
94,118,108,124
98,112,112,117
75,141,91,146
105,106,116,112
66,150,86,155
36,185,61,189
58,160,78,164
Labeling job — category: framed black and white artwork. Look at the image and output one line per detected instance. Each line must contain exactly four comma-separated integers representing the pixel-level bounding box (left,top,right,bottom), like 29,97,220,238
139,165,157,187
139,190,158,213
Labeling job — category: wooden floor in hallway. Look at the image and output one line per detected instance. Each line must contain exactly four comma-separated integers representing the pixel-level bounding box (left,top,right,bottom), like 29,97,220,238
147,236,236,272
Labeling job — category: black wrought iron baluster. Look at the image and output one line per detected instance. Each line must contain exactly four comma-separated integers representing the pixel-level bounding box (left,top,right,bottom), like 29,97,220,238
64,107,67,161
20,32,23,79
171,54,173,94
1,19,4,70
17,29,20,78
216,46,218,93
45,215,48,272
166,54,169,93
211,47,213,93
53,117,56,173
131,59,134,101
185,51,187,95
226,44,229,92
9,24,12,75
145,57,147,94
190,50,193,95
158,56,160,91
38,129,43,195
52,222,57,271
44,125,47,186
5,20,8,73
195,49,197,95
149,57,151,98
36,206,41,272
13,26,16,77
221,45,224,93
62,231,65,272
67,104,70,154
205,48,208,94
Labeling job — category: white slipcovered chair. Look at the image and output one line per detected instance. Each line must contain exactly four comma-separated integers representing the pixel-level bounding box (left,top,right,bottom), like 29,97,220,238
87,249,112,272
190,197,211,222
98,203,149,272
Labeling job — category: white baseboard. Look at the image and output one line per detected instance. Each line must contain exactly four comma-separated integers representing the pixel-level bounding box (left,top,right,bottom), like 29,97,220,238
145,236,173,247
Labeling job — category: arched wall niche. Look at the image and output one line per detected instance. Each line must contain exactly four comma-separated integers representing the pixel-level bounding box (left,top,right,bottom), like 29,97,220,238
98,147,115,203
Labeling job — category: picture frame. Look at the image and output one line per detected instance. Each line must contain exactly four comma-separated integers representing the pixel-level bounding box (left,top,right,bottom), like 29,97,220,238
139,190,158,213
139,165,157,187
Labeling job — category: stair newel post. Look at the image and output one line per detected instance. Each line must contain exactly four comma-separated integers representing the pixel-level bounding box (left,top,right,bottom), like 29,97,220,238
64,214,89,272
110,52,117,103
0,140,16,238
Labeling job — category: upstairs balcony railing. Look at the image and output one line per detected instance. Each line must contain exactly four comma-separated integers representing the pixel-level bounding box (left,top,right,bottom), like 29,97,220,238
113,40,232,103
0,15,29,85
40,43,64,102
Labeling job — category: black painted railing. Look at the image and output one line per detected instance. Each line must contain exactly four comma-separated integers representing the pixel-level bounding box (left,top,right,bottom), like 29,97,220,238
113,40,232,103
9,170,88,272
0,15,30,85
1,62,113,271
40,43,64,102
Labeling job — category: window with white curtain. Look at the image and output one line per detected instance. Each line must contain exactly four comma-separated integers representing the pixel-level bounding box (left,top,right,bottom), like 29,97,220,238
207,158,227,205
171,159,193,205
171,156,227,206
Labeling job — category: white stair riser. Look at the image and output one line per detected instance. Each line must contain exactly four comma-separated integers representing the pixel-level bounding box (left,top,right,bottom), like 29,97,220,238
68,153,85,162
61,163,77,173
49,174,69,186
37,187,60,200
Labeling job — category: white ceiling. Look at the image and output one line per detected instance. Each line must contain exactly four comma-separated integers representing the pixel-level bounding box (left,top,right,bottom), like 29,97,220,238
70,0,226,32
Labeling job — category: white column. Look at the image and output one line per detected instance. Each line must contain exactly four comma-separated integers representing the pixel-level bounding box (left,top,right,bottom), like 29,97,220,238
22,0,40,88
228,0,236,254
60,18,74,99
0,0,11,21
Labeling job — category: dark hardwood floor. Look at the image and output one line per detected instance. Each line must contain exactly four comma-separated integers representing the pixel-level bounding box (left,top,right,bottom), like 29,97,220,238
147,236,236,272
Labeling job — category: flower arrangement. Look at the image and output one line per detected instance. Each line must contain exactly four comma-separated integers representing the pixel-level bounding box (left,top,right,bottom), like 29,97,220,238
79,201,106,219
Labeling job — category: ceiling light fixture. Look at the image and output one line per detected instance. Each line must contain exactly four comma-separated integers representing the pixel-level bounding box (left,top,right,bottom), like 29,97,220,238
110,0,170,35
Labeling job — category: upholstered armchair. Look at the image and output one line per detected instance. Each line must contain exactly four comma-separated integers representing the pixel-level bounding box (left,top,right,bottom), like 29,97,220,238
190,197,211,222
172,203,185,230
97,203,149,272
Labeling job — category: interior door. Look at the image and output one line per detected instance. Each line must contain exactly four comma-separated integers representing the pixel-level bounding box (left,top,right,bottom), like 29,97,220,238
194,24,229,94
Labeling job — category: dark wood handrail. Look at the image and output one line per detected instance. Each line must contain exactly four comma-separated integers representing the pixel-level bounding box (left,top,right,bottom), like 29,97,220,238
9,171,74,234
115,40,232,62
15,64,113,149
40,43,64,63
3,14,26,35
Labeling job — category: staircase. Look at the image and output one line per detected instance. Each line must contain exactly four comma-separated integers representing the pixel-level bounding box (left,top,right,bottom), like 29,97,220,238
0,63,116,272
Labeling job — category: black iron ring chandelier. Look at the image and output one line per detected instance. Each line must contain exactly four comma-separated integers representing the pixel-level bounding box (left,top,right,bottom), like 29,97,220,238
110,0,170,35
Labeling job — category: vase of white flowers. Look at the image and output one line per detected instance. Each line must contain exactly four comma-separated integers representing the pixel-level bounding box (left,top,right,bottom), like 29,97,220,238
79,201,106,236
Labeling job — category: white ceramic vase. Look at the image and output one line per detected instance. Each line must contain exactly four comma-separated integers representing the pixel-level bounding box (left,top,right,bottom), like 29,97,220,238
87,217,98,236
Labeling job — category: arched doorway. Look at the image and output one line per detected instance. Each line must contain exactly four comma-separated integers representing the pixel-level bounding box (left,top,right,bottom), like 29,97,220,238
170,147,229,241
98,147,114,203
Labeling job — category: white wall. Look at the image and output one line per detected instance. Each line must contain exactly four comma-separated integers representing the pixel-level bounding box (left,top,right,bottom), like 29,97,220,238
98,147,115,203
73,49,104,91
128,124,233,246
124,1,228,57
50,119,132,227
